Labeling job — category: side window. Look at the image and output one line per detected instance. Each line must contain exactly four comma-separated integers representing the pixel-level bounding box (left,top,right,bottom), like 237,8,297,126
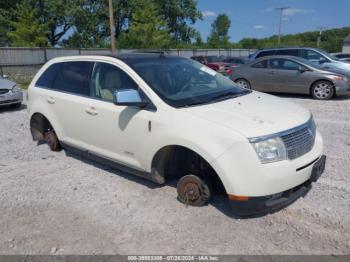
91,62,138,102
301,50,324,61
252,60,267,68
52,61,94,96
269,58,300,70
256,50,275,59
276,49,299,56
36,63,62,88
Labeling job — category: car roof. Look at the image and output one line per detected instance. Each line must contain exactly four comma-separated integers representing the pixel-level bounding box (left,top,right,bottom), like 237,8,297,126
252,55,301,62
46,53,186,67
255,47,316,52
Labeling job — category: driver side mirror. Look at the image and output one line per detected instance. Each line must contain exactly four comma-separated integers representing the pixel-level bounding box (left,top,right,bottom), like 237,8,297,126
113,89,148,108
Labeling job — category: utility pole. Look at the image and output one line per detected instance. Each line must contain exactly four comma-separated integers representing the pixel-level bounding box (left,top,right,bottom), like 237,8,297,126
108,0,116,53
317,27,326,48
276,7,290,47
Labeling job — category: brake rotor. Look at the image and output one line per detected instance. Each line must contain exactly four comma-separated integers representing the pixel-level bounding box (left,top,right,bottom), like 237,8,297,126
177,175,211,207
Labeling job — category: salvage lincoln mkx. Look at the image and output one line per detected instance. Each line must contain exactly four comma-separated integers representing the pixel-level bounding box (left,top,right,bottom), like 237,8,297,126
27,53,326,216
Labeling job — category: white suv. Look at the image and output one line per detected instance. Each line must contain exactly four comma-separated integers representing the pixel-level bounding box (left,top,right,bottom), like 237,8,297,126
28,54,326,216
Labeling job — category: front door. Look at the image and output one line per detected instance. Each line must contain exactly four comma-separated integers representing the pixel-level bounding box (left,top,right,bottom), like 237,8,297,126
85,62,153,170
265,58,309,94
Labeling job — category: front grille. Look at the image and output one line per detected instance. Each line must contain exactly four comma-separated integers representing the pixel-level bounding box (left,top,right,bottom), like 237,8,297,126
281,119,316,160
0,89,9,95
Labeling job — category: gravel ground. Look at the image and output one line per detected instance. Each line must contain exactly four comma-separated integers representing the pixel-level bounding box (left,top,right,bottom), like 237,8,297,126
0,92,349,255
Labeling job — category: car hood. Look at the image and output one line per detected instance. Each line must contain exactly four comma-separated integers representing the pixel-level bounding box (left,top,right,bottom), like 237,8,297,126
321,61,350,75
0,79,16,90
182,91,311,138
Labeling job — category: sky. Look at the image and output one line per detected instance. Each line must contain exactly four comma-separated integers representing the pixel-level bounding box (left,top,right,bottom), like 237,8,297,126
195,0,350,42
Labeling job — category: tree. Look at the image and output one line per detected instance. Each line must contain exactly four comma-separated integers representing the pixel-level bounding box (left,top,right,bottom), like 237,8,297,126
120,0,169,48
0,0,22,46
7,1,49,47
207,14,231,48
152,0,202,44
62,1,110,48
30,0,80,46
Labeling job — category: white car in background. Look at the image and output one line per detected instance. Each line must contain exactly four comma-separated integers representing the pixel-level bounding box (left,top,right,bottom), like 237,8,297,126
0,75,23,108
28,54,326,217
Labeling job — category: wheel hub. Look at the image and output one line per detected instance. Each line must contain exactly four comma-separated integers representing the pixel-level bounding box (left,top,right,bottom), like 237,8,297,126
183,182,200,201
314,83,331,98
177,175,211,207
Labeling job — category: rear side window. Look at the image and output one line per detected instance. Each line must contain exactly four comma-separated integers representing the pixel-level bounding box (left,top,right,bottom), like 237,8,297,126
36,63,62,88
256,50,276,59
252,60,267,68
269,58,300,70
52,62,94,96
275,49,299,56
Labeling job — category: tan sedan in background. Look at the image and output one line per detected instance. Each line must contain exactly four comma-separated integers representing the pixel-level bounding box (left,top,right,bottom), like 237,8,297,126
230,55,350,100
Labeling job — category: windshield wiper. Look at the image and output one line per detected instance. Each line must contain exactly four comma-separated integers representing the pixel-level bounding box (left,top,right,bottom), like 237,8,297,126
209,90,249,103
180,90,250,107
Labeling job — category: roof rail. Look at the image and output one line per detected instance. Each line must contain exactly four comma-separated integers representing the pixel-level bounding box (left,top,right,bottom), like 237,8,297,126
134,50,168,57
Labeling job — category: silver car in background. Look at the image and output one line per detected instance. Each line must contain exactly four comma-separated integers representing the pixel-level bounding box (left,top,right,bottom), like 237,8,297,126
230,56,350,100
0,75,23,108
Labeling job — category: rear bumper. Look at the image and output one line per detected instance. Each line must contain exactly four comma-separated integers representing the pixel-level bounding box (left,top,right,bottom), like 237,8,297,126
229,155,326,217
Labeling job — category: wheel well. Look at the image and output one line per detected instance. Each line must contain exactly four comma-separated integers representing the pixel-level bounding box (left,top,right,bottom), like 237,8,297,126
151,145,227,194
310,79,335,95
235,78,249,83
30,113,54,141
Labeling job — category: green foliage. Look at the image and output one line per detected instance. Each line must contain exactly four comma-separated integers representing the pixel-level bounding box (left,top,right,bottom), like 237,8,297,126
1,0,349,52
0,0,22,45
119,0,169,49
235,27,350,52
7,1,49,47
152,0,202,45
207,14,231,48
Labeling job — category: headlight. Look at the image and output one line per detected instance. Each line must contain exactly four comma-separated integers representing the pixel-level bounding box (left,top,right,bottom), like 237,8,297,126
331,75,348,82
250,137,287,164
11,85,22,93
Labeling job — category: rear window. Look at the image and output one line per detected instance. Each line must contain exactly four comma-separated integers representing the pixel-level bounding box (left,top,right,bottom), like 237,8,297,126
256,50,276,59
252,60,267,68
51,62,94,96
275,49,299,56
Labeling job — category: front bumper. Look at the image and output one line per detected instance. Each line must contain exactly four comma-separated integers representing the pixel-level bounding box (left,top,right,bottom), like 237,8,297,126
335,85,350,96
0,90,23,106
229,155,326,217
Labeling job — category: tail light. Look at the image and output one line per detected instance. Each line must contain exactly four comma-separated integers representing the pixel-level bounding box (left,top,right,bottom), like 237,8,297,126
226,69,233,76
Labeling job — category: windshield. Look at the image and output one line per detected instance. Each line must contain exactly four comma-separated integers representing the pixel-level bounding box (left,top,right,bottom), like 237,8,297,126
130,58,249,108
293,57,325,69
206,56,220,62
316,48,340,61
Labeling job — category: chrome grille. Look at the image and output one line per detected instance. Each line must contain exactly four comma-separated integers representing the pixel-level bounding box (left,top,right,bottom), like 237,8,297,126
0,89,9,95
281,119,316,160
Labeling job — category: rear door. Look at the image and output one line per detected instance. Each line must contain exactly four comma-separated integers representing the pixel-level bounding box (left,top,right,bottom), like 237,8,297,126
245,59,269,91
36,61,94,150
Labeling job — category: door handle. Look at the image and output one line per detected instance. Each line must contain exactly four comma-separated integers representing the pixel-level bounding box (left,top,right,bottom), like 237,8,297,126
85,107,98,116
46,97,55,104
